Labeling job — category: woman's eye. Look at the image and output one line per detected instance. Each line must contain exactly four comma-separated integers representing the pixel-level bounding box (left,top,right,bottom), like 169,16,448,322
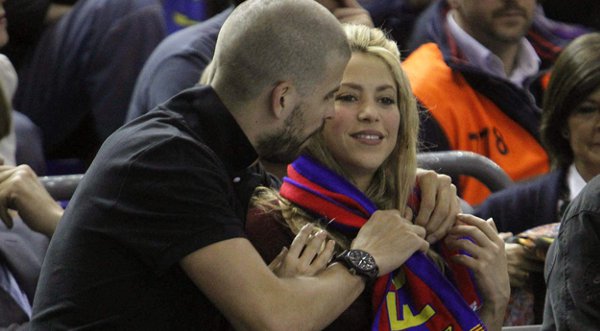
379,97,396,105
335,94,357,102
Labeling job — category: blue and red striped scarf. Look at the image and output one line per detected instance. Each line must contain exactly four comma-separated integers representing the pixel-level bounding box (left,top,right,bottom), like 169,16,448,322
279,155,486,331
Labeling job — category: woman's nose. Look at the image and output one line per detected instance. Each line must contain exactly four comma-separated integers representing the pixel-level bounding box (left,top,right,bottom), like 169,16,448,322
357,102,379,122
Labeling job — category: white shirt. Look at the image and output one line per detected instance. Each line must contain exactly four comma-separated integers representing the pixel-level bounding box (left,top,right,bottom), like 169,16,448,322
567,163,587,201
446,12,540,88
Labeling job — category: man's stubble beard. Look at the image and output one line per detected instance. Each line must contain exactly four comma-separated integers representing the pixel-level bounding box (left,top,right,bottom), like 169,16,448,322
255,104,323,164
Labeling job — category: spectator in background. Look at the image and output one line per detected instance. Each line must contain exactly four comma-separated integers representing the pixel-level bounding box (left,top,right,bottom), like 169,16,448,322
13,0,229,167
14,0,167,165
1,0,74,70
407,1,589,64
402,0,556,205
476,32,600,325
0,3,59,324
126,0,373,124
477,32,600,240
0,0,46,174
542,174,600,330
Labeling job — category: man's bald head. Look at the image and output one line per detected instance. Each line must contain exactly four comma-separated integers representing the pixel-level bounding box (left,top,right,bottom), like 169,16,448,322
210,0,350,106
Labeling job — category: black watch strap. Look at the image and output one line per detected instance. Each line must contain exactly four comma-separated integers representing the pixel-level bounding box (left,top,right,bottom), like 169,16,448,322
334,249,379,281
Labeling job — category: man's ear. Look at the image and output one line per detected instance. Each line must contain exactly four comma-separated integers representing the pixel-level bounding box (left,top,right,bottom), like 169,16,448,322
270,81,295,119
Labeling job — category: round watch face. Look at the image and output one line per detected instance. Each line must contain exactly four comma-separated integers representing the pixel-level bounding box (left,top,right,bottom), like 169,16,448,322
347,250,377,271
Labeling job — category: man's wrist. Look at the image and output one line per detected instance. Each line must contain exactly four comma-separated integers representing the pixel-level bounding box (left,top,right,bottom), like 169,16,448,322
333,249,379,281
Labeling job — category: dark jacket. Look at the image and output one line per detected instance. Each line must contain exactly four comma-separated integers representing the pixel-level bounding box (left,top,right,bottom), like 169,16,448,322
542,174,600,330
475,169,566,234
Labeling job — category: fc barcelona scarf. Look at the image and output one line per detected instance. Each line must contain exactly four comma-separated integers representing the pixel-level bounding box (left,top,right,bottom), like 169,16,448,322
279,155,486,331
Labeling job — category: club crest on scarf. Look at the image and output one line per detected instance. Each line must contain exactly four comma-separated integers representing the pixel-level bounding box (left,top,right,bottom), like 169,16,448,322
280,155,486,331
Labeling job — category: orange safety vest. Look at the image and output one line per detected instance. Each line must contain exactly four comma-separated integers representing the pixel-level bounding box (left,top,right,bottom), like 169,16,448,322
404,43,550,205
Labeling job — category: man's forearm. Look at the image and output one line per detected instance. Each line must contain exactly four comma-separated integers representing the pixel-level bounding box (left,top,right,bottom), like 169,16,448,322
233,263,366,331
181,238,367,331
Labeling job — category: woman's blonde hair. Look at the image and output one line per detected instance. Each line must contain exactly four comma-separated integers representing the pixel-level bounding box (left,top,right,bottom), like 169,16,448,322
252,24,419,248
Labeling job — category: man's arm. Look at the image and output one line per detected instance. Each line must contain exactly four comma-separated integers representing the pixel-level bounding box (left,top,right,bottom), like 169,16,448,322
181,209,429,331
182,238,363,331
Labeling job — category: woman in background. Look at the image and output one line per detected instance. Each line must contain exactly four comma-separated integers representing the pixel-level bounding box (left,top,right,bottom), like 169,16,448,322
476,32,600,325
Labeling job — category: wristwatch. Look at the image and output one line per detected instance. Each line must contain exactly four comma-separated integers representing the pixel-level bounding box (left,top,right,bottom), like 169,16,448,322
334,249,379,281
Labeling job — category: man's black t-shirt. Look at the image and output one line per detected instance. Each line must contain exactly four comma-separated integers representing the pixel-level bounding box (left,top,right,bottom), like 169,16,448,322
30,86,269,329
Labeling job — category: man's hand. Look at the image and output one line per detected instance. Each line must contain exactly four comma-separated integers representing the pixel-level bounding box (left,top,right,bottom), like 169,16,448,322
331,0,374,27
444,214,510,331
268,223,335,278
415,169,460,243
0,164,63,237
351,209,429,276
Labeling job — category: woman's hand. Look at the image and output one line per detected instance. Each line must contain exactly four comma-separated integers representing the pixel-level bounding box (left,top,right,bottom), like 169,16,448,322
444,214,510,331
414,169,460,243
352,209,429,276
269,223,336,278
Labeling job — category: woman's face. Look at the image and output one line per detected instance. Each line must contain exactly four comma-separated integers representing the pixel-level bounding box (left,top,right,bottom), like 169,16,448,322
568,86,600,180
322,52,400,188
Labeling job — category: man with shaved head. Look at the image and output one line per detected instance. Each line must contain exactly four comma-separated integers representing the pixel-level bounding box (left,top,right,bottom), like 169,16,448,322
29,1,426,329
